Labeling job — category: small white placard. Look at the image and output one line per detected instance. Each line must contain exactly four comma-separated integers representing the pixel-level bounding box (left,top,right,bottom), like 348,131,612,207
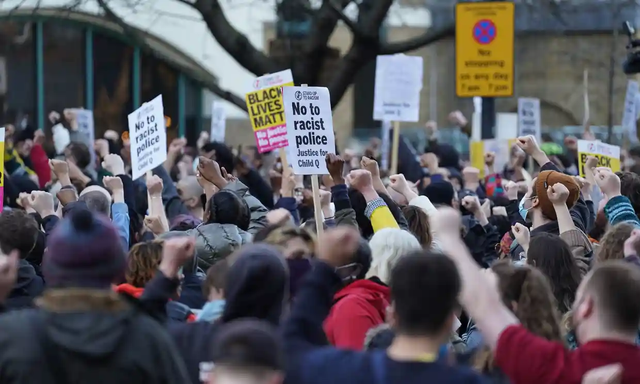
380,120,391,171
283,87,336,175
128,95,167,180
72,109,95,163
623,80,639,141
210,100,226,143
373,54,423,122
248,69,294,91
517,98,541,140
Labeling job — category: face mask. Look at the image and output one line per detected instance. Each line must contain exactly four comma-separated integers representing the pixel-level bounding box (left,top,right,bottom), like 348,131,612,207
193,157,200,172
518,196,530,221
335,263,362,283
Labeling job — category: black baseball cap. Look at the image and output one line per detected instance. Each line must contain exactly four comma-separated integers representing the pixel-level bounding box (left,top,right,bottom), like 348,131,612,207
212,319,284,371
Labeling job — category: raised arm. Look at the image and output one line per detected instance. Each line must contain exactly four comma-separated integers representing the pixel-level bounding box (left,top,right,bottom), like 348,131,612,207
436,207,519,350
349,169,399,233
548,183,575,235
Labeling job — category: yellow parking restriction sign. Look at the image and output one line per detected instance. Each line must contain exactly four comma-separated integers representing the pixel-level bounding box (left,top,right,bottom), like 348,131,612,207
455,2,514,98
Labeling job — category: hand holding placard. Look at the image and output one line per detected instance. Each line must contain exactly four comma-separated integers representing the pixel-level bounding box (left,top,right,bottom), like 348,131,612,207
283,86,336,175
127,95,167,180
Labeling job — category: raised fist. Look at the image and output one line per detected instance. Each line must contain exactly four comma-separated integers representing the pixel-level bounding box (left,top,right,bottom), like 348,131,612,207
348,169,373,192
547,182,570,205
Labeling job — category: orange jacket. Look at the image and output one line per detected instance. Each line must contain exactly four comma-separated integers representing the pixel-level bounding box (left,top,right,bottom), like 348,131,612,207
115,283,196,322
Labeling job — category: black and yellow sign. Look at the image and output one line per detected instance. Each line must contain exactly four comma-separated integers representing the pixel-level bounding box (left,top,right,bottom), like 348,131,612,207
455,2,514,97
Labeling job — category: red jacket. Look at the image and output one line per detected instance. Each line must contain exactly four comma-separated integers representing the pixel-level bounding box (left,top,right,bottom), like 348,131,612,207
323,279,390,350
496,325,640,384
30,144,51,189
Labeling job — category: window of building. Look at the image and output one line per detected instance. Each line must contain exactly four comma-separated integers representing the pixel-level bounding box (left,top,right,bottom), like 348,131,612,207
43,23,84,123
0,22,36,128
184,77,200,145
93,33,133,138
141,52,179,143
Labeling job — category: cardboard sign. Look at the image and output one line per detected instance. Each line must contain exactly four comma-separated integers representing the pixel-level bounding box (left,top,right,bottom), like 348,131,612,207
517,98,541,140
470,139,517,178
283,86,335,175
373,54,423,122
128,95,167,180
210,100,226,143
577,140,620,178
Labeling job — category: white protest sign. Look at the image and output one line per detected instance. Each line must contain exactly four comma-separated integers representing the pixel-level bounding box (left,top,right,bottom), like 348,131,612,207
517,98,541,140
283,86,335,175
248,69,294,92
72,109,95,163
623,80,639,142
380,120,391,171
210,100,226,143
373,54,423,122
127,95,167,180
633,93,640,143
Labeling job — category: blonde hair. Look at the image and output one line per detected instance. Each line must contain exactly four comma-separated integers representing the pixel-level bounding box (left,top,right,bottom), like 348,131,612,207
366,228,421,284
262,226,316,251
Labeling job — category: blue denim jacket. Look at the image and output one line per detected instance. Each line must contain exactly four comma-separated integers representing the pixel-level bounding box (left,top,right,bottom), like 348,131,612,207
111,202,130,253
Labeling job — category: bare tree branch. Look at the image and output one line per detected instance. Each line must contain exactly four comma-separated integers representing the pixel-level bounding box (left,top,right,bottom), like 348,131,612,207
323,0,391,107
208,82,247,111
358,0,392,32
326,0,365,38
297,0,353,85
96,0,248,111
327,43,373,108
378,24,455,54
192,0,279,76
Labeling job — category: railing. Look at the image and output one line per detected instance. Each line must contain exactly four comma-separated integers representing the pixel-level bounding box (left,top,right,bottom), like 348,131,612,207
352,125,632,159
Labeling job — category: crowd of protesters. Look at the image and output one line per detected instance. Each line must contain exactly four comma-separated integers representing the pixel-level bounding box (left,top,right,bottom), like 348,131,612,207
0,109,640,384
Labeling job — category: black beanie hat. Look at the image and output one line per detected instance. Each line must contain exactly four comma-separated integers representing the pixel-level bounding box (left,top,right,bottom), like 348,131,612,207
423,181,455,207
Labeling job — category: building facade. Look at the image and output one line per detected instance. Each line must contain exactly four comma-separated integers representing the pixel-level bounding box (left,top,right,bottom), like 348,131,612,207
0,9,216,144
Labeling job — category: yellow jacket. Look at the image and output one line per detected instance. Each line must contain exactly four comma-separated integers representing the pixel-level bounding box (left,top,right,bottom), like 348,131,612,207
365,197,399,233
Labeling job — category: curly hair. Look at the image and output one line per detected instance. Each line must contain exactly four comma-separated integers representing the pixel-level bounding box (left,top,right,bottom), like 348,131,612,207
597,223,638,263
401,205,433,249
526,232,581,314
473,261,563,373
125,240,164,288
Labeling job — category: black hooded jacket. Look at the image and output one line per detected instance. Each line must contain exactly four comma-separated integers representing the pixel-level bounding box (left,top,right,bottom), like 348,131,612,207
167,243,288,384
0,292,190,384
4,259,44,311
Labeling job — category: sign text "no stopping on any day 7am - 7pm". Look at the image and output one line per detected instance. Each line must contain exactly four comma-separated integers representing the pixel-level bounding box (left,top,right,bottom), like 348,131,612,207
455,2,514,98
